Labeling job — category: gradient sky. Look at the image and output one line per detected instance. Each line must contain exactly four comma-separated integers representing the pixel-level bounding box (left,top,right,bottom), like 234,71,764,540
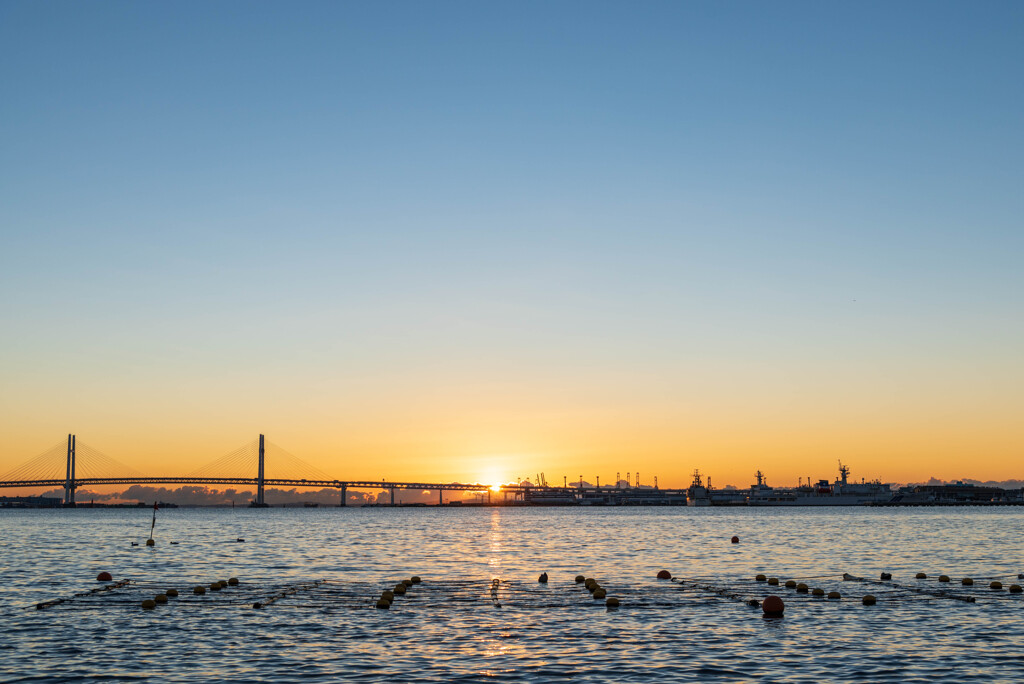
1,1,1022,488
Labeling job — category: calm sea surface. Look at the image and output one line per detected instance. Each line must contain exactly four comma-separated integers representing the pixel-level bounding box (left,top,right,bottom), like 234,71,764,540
0,506,1021,682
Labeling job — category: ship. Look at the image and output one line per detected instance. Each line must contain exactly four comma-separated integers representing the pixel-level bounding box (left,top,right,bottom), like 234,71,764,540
686,469,711,506
746,462,892,506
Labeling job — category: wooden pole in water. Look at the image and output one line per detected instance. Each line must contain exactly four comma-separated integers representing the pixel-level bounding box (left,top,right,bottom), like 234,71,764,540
149,502,158,541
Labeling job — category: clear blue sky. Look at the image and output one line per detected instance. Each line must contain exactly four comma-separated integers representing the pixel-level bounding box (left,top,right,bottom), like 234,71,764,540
1,1,1021,483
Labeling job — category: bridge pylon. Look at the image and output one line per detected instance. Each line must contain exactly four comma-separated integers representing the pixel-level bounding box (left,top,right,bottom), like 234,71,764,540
63,434,76,507
251,434,268,507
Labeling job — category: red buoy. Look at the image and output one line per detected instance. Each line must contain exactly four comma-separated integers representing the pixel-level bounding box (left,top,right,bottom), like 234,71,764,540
97,572,112,582
657,570,672,580
762,595,785,617
731,536,739,544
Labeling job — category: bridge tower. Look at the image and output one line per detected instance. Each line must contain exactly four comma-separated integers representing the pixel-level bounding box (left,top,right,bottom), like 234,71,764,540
253,434,267,507
63,434,76,506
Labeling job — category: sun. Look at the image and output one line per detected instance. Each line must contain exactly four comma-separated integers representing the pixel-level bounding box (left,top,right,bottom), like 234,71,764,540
490,483,503,492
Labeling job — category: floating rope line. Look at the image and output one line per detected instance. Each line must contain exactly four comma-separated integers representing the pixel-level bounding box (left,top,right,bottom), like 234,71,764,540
252,580,324,609
670,577,761,607
29,580,133,610
842,573,975,603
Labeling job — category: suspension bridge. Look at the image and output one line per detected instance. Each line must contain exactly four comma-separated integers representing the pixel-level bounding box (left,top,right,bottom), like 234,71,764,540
0,434,536,507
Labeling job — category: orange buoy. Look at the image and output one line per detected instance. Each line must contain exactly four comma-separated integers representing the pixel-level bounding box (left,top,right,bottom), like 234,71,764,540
755,574,767,582
731,536,739,544
784,580,797,589
657,570,671,580
915,573,927,579
762,595,784,617
938,575,950,583
1008,584,1022,594
990,581,1003,590
767,577,779,586
96,572,112,582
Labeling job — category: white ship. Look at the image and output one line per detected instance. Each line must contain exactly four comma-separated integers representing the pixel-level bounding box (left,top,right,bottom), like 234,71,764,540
686,469,711,506
747,463,892,506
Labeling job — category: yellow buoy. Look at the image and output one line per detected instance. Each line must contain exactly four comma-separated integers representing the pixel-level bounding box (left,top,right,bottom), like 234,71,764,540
376,599,390,609
154,594,168,604
827,591,841,599
593,588,607,599
767,578,779,586
784,580,797,589
166,589,178,597
141,599,156,609
228,578,239,586
411,576,421,584
755,574,767,582
938,575,950,583
812,588,825,597
606,597,620,607
193,586,206,595
862,595,876,605
1008,584,1022,593
990,581,1003,590
961,578,973,586
915,573,927,579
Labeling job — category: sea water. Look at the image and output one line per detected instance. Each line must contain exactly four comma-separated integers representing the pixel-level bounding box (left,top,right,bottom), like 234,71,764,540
0,506,1021,682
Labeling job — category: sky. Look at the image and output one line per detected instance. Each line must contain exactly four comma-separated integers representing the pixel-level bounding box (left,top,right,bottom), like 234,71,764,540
1,1,1022,489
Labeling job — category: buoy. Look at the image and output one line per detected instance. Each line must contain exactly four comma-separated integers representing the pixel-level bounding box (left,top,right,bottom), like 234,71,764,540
796,583,808,593
812,588,825,597
862,595,876,605
656,570,671,580
755,574,767,582
593,588,607,599
402,579,413,587
1008,584,1022,593
990,581,1003,590
193,586,205,595
915,573,927,579
606,597,620,607
762,595,784,617
880,573,892,580
411,576,421,584
228,578,239,586
154,594,168,604
961,578,973,586
210,583,221,591
538,573,548,583
220,580,230,588
576,575,586,583
393,584,406,595
938,575,950,583
96,572,112,582
382,590,394,601
784,580,797,589
584,578,596,588
827,591,841,599
375,599,390,609
145,539,155,547
767,577,779,586
141,599,156,610
731,536,739,544
166,589,178,597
